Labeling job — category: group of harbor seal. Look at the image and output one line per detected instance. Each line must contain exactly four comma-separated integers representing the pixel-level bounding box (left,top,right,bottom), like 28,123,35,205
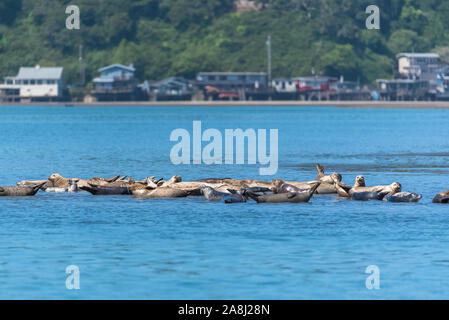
3,164,439,204
332,174,422,202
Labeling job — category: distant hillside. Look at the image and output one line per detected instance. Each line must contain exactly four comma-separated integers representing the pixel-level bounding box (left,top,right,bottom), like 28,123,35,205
0,0,449,85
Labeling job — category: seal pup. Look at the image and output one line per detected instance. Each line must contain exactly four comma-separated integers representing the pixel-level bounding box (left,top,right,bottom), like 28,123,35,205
433,190,449,203
386,192,422,203
247,182,320,203
0,182,46,197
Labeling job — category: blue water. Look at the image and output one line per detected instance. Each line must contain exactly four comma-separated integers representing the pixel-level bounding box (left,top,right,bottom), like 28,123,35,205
1,106,449,299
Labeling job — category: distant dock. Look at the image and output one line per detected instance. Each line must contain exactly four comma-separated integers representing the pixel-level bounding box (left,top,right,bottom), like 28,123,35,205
2,101,449,109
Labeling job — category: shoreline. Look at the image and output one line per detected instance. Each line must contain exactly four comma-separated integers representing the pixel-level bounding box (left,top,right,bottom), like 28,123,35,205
2,100,449,109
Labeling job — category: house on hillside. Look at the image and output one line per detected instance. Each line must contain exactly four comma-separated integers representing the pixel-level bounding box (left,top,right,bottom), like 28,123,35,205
234,0,262,12
92,64,137,101
0,66,64,102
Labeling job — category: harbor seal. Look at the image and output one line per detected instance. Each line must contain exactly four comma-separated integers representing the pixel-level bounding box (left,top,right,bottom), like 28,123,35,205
336,176,398,198
133,187,189,199
0,182,46,197
433,190,449,203
247,182,320,203
225,187,273,203
80,184,131,195
351,182,402,201
272,179,302,194
316,164,343,184
386,192,422,203
45,180,79,193
351,191,389,201
201,186,230,202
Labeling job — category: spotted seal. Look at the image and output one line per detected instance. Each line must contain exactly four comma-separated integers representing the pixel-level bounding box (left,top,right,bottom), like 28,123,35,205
0,182,46,197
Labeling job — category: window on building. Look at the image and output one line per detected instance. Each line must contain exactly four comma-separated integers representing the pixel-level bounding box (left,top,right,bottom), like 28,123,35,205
30,80,36,85
37,80,43,85
23,80,29,85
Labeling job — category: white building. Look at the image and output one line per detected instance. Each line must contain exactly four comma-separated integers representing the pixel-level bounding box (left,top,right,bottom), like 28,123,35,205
397,53,439,78
0,66,64,101
272,78,297,93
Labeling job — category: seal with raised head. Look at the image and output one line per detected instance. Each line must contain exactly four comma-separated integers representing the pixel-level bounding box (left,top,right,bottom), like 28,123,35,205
337,176,398,198
0,182,46,197
351,182,402,201
316,164,342,184
333,175,366,198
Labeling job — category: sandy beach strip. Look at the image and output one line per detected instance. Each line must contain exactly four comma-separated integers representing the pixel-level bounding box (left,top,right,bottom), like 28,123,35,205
2,100,449,109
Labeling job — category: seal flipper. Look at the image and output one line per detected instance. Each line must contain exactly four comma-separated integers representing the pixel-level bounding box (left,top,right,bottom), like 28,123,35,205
334,183,350,197
308,182,321,197
32,182,47,193
287,192,297,199
106,175,121,183
316,164,325,180
245,191,260,202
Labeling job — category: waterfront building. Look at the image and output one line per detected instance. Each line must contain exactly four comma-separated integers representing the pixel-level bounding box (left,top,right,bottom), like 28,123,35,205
397,53,440,79
0,66,64,102
92,64,137,101
196,72,268,100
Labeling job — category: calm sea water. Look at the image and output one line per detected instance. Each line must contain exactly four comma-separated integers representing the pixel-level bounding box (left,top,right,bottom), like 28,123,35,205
1,106,449,299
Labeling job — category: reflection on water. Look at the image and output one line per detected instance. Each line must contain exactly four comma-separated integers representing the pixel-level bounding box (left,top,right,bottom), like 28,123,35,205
0,106,449,299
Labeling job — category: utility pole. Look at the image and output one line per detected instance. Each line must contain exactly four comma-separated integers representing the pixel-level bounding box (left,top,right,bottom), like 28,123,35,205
79,44,85,86
266,35,271,88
